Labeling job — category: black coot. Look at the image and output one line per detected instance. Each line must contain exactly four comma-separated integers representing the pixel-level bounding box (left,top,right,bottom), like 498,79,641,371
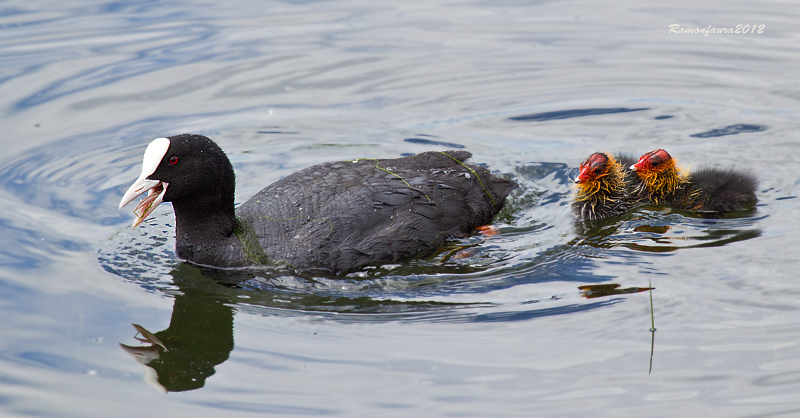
572,152,644,220
630,149,757,213
119,134,517,274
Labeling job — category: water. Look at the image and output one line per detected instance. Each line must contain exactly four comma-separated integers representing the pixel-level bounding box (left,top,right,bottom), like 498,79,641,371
2,0,800,416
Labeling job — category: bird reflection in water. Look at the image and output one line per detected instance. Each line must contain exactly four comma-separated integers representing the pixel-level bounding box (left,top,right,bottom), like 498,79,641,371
119,264,235,392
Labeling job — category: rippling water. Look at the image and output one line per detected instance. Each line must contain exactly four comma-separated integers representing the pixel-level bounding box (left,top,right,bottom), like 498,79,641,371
2,0,800,416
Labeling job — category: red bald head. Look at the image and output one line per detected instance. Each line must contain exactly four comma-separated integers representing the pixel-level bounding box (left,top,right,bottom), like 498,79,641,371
631,149,674,173
576,152,611,184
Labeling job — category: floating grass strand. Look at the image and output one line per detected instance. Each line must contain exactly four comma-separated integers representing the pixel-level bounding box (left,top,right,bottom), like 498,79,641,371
649,279,656,375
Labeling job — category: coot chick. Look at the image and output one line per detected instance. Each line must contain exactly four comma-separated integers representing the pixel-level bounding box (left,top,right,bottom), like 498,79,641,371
119,134,518,274
572,152,644,220
630,149,757,213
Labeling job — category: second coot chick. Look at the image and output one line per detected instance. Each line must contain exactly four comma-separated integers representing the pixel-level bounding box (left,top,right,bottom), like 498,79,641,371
572,152,644,220
119,135,518,275
630,149,757,213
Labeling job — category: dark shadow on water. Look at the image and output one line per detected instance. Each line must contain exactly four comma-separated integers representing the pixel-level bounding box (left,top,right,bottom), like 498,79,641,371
469,299,623,322
402,137,466,148
508,107,649,122
578,284,652,299
690,124,767,138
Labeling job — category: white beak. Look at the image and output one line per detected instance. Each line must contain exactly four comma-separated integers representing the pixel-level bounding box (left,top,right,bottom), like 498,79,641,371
119,138,171,227
629,164,638,171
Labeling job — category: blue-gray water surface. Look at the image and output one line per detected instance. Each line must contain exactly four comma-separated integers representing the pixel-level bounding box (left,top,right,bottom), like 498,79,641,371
2,1,800,416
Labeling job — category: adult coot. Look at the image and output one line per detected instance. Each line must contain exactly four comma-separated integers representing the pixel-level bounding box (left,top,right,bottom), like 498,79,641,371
630,149,757,213
572,152,644,220
119,134,517,274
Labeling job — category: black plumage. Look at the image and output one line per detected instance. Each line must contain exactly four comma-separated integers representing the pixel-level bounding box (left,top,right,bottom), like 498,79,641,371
631,149,757,213
688,168,758,212
120,134,517,275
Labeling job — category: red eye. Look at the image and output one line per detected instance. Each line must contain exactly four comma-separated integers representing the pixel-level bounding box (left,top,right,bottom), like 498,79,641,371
169,156,178,165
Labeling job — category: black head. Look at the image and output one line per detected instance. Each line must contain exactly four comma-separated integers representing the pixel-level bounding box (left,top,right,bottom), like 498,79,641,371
152,134,235,205
119,134,236,227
